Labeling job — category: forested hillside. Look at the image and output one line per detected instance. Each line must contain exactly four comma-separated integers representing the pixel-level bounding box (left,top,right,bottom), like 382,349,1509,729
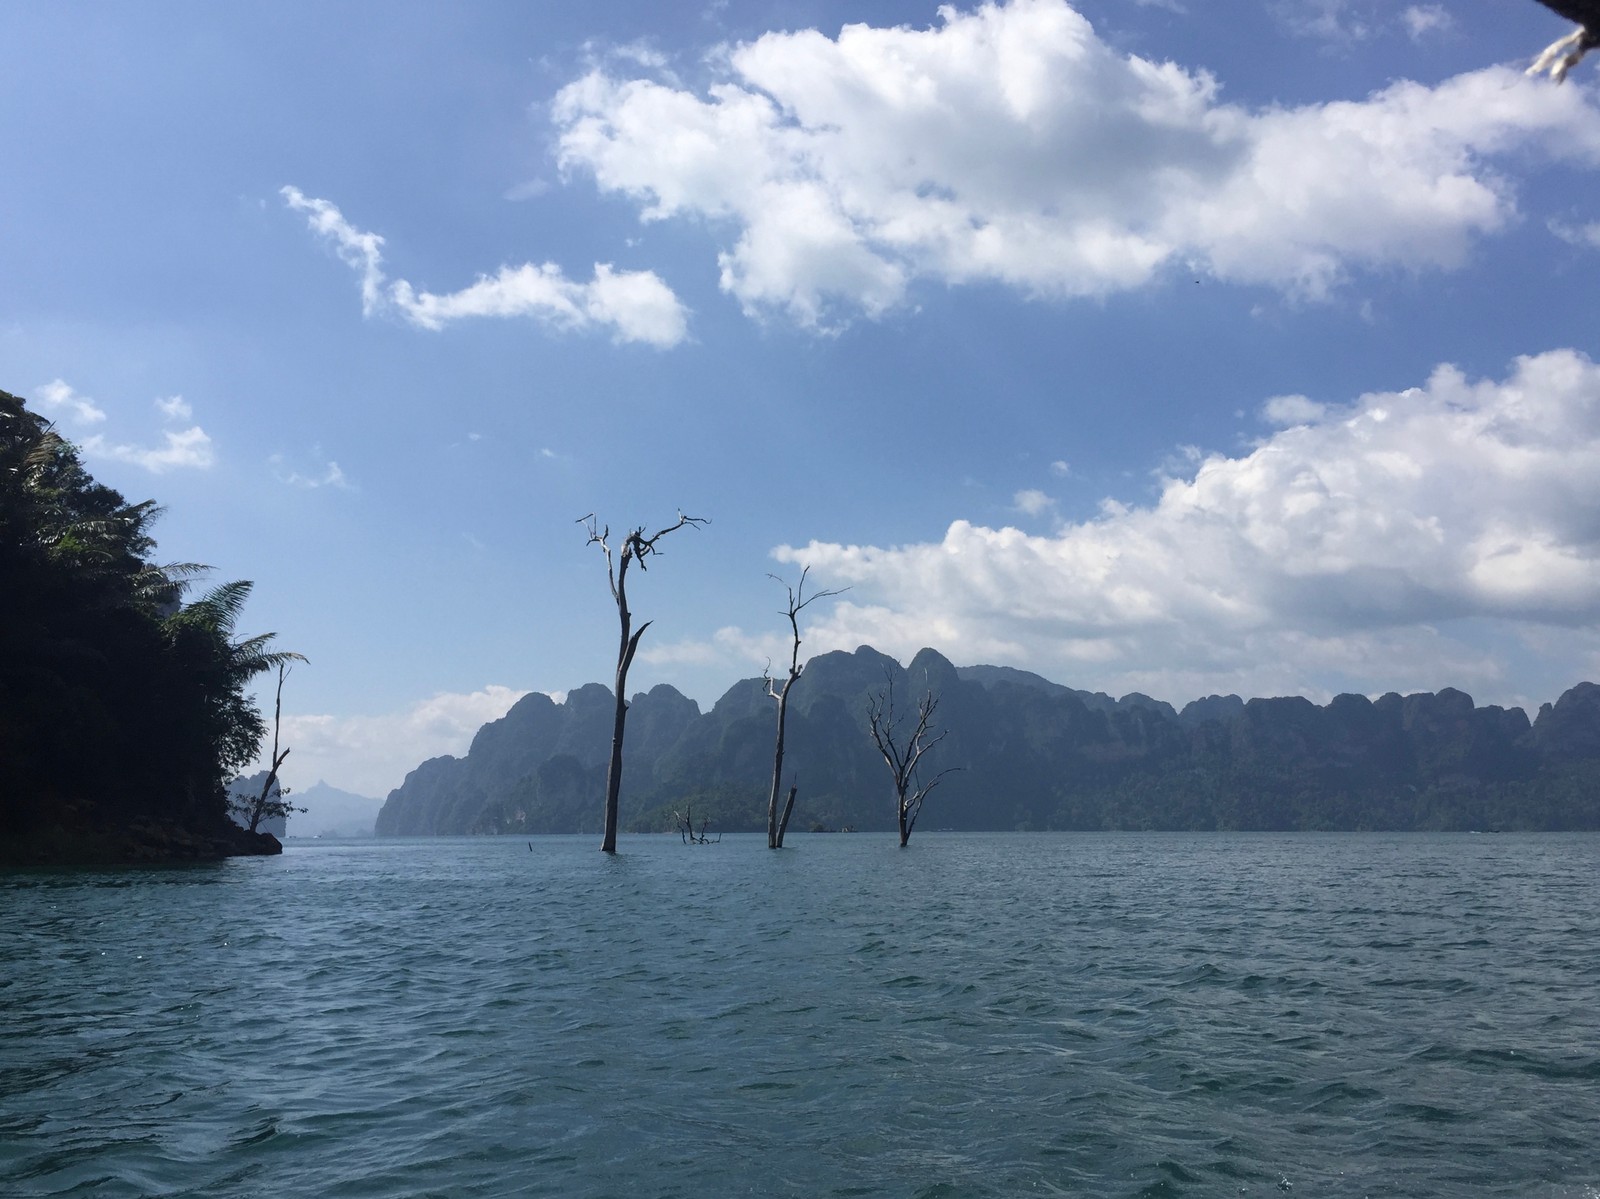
377,645,1600,836
1,389,293,864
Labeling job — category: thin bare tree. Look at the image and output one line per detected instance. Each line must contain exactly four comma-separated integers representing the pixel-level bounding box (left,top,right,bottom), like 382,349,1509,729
580,511,707,853
233,662,306,835
763,567,845,848
867,672,958,847
672,800,722,844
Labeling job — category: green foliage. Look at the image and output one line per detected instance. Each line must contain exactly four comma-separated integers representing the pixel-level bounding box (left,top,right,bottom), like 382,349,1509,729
0,388,294,861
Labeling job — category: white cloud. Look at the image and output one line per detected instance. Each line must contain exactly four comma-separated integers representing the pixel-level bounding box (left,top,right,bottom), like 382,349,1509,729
762,349,1600,702
1401,5,1452,41
266,685,531,798
35,379,214,472
81,425,215,473
1261,394,1327,426
1013,488,1057,517
282,186,689,348
553,0,1600,328
1049,459,1071,477
503,178,552,201
36,378,106,426
271,450,351,490
1550,218,1600,250
639,624,786,669
1275,0,1372,44
154,394,193,421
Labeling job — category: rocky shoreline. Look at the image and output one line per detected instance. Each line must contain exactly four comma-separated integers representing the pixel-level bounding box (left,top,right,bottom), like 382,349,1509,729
1,802,283,868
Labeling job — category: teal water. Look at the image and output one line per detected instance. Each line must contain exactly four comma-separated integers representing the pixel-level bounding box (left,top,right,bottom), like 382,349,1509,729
2,833,1598,1198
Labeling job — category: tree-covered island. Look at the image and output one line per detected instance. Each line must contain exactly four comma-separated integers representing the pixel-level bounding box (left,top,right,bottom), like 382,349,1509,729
1,388,298,865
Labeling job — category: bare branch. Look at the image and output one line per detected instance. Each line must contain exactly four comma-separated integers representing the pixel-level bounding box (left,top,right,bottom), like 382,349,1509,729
865,669,956,846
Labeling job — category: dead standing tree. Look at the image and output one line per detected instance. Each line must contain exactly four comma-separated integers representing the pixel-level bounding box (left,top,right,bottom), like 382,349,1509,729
672,801,722,845
580,511,706,853
763,567,845,848
233,661,307,835
867,672,957,847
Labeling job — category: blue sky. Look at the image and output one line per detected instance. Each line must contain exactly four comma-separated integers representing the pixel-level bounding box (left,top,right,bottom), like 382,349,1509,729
7,0,1600,797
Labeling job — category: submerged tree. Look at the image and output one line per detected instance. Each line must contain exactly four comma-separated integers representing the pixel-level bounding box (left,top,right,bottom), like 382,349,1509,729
867,673,957,846
672,800,722,844
580,511,706,853
763,567,844,848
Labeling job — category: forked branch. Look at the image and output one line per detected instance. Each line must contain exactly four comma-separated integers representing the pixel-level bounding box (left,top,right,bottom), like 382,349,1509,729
763,566,847,847
867,671,958,846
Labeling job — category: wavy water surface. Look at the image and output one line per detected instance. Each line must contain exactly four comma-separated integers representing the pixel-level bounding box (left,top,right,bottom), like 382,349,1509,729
3,833,1598,1197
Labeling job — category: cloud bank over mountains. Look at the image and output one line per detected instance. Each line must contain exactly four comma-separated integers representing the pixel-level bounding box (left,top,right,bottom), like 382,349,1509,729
554,0,1600,327
752,350,1600,701
279,685,531,799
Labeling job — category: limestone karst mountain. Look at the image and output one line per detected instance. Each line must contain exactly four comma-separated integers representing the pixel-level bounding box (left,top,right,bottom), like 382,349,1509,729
375,646,1600,836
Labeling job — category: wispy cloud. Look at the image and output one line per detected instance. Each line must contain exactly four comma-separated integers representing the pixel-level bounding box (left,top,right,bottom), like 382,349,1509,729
1401,5,1452,42
1550,219,1600,250
154,394,193,421
271,449,352,490
1260,394,1327,426
36,378,106,426
1013,488,1058,518
281,186,690,348
83,426,215,473
36,379,214,472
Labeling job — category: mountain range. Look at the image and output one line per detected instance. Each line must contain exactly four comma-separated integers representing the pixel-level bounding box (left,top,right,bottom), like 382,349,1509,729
374,646,1600,836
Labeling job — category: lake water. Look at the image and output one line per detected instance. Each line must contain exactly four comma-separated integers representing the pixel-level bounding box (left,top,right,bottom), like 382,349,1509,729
3,833,1598,1198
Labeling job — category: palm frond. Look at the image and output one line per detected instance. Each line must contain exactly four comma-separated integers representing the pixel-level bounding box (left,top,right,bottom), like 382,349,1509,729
169,579,255,636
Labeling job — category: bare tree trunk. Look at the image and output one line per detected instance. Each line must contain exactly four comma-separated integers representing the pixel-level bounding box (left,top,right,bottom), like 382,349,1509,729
776,783,798,846
602,653,629,854
250,663,293,834
767,683,791,847
765,568,844,848
582,512,705,854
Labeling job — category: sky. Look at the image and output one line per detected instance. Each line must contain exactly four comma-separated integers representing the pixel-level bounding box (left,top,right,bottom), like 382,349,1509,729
6,0,1600,798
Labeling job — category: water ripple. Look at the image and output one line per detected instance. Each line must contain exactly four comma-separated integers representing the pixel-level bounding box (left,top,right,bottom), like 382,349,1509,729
3,832,1599,1197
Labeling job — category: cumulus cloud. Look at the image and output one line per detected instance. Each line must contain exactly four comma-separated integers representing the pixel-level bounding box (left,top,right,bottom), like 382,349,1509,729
267,685,530,798
281,186,689,348
763,349,1600,701
553,0,1600,328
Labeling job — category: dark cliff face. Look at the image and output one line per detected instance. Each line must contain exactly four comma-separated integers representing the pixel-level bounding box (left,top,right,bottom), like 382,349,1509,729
1533,681,1600,761
377,683,703,836
373,657,1600,836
